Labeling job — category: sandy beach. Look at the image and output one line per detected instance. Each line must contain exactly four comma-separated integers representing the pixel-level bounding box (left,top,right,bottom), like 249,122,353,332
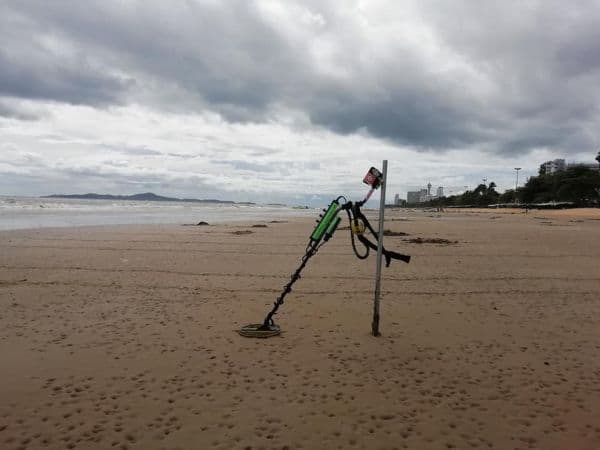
1,208,600,450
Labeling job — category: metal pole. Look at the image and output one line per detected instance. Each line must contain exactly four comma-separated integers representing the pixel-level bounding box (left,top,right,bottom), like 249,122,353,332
372,160,387,336
514,167,521,204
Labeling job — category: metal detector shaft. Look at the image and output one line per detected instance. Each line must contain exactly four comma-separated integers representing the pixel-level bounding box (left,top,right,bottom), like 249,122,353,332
261,243,318,329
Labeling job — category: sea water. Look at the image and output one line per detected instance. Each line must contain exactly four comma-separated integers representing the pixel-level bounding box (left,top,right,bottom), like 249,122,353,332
0,197,314,231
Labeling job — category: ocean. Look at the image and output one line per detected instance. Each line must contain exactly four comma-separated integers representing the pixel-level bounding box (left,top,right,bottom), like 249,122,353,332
0,196,314,231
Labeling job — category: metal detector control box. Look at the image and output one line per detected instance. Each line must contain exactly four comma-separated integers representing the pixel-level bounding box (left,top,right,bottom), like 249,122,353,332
363,166,383,189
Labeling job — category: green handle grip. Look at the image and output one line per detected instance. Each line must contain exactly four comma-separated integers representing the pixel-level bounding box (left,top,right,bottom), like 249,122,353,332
310,200,339,243
324,216,342,241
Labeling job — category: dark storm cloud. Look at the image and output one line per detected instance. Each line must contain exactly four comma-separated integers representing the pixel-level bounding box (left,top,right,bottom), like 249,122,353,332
0,0,294,118
2,0,600,155
0,50,133,106
307,86,486,149
0,2,133,107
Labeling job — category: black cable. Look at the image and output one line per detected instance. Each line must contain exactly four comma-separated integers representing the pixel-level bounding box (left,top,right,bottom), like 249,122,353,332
345,207,369,259
347,201,411,266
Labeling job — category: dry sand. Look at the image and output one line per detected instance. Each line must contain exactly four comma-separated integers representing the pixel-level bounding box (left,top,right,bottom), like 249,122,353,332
1,209,600,450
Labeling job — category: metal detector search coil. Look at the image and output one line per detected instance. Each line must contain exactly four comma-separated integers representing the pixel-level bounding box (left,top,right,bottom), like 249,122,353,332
238,323,281,338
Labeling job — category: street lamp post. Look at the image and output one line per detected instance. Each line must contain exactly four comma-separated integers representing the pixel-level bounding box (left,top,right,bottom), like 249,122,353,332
514,167,522,204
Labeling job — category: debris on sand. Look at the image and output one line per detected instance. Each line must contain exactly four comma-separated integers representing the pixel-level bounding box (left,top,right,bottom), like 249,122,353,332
383,230,409,237
230,230,254,235
252,224,268,228
181,221,210,226
405,237,458,245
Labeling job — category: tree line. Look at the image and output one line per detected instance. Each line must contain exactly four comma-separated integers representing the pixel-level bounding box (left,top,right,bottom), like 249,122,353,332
409,152,600,208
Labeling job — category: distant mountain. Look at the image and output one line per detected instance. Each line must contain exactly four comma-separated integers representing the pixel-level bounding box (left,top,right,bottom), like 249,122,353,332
44,192,238,204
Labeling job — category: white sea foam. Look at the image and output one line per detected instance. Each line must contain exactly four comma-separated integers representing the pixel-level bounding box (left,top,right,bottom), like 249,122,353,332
0,197,314,231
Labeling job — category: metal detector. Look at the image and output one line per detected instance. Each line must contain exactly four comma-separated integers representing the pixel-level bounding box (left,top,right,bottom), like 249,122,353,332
238,166,410,338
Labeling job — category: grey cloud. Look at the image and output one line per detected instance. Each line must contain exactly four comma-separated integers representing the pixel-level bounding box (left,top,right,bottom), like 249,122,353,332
0,3,133,106
101,144,162,156
213,160,273,173
53,163,212,195
0,49,133,107
1,0,294,118
2,1,600,156
246,145,282,157
37,134,72,143
166,153,198,160
120,147,162,156
0,144,220,198
308,87,486,149
103,159,130,168
213,159,320,173
0,146,47,169
0,99,42,121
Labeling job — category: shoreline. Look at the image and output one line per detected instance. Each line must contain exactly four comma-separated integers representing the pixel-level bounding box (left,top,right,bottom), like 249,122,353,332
0,202,315,232
440,206,600,218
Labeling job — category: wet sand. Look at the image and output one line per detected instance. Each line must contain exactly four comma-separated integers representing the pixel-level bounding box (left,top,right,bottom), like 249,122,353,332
1,209,600,450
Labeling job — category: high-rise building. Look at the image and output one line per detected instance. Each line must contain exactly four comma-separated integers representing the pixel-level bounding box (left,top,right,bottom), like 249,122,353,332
394,194,400,205
407,184,444,203
407,191,421,203
540,159,566,174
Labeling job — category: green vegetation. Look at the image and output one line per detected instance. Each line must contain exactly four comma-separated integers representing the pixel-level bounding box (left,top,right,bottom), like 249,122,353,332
518,165,600,205
409,159,600,208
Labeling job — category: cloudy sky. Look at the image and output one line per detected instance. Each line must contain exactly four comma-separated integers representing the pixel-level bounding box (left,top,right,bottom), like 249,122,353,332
1,1,599,204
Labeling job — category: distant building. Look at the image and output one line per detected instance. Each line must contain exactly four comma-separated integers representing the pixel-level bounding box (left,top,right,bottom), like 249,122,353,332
393,194,400,205
407,184,445,204
407,191,421,204
540,158,599,174
541,158,566,174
